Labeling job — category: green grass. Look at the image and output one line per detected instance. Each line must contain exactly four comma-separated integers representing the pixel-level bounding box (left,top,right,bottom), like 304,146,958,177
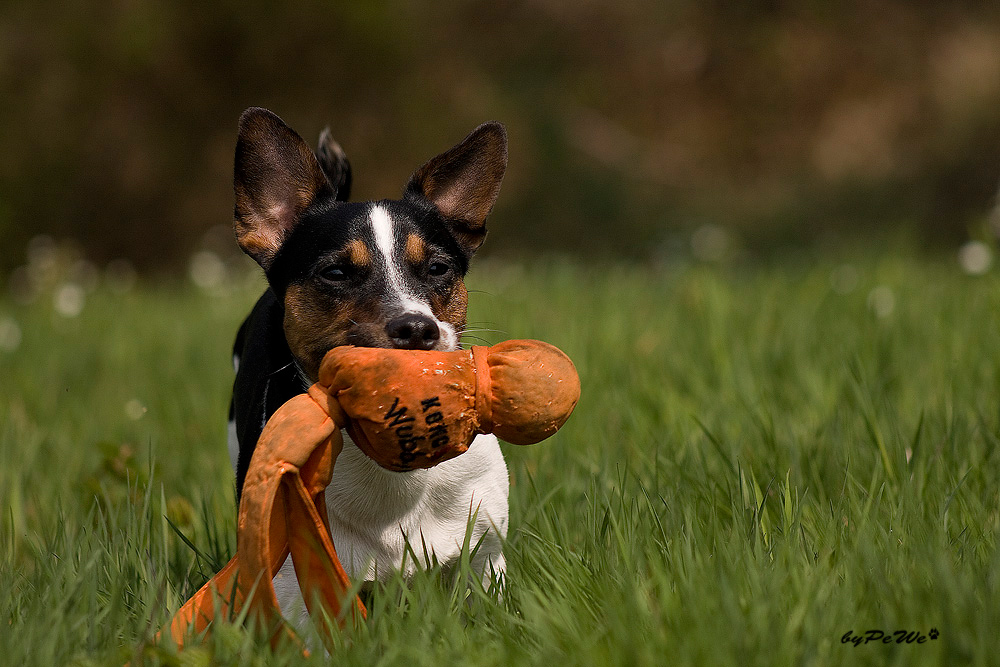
2,252,999,665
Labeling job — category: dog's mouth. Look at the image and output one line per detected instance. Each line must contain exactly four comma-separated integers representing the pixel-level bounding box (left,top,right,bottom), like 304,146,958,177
344,316,459,352
299,320,459,382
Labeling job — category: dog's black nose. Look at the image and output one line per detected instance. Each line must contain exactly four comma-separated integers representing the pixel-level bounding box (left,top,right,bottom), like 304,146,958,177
386,314,440,350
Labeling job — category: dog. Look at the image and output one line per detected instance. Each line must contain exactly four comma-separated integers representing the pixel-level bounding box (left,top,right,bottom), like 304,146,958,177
226,108,510,615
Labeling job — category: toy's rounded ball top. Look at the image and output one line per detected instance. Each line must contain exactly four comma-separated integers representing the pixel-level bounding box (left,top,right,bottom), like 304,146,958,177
484,340,580,445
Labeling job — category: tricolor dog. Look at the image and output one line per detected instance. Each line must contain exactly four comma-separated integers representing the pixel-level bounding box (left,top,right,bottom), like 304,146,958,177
227,108,510,614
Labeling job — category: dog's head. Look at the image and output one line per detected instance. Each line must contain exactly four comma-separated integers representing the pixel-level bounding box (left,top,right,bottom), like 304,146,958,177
232,108,507,381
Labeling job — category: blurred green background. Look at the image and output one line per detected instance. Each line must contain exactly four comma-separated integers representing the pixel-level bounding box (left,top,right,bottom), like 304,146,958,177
2,1,1000,275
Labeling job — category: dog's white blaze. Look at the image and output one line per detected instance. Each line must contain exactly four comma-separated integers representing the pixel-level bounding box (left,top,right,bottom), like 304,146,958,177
369,204,458,349
369,204,430,315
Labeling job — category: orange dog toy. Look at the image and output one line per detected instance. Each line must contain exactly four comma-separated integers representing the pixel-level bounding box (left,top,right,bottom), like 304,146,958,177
158,340,579,652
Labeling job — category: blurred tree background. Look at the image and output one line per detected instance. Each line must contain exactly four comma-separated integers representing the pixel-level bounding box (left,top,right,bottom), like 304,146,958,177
1,0,999,275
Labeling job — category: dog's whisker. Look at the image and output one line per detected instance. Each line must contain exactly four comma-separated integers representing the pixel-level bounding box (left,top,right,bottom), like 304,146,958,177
458,322,503,329
455,329,496,338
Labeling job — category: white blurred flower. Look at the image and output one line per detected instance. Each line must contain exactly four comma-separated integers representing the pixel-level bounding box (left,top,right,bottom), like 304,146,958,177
0,316,22,352
53,283,85,317
958,241,992,275
189,250,227,289
867,285,895,318
124,399,147,421
26,235,57,272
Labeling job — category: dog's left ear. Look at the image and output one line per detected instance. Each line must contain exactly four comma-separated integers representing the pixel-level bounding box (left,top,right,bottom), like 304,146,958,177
405,122,507,255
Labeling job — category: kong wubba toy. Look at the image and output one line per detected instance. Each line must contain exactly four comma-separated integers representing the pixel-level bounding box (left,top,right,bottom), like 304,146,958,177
157,339,580,654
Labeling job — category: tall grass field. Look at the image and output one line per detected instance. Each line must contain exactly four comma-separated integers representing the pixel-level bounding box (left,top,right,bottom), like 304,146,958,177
2,252,999,665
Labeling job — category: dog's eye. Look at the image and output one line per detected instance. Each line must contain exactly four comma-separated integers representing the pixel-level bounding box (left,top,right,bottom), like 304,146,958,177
428,262,450,277
320,265,352,282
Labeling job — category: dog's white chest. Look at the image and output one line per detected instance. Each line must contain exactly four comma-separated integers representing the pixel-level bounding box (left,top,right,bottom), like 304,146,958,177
326,431,509,576
270,431,509,612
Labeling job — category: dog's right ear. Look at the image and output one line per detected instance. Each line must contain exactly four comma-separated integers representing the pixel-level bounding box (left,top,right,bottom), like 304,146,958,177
234,108,333,270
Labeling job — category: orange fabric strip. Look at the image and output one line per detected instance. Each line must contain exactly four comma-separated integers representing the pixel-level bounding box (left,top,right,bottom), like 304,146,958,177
155,392,362,655
161,554,242,646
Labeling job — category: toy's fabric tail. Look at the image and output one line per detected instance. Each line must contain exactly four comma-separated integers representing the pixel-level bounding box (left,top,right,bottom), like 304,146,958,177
152,340,579,656
157,388,365,654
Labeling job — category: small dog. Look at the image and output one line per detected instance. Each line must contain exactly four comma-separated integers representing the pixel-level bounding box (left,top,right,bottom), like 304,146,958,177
226,108,510,613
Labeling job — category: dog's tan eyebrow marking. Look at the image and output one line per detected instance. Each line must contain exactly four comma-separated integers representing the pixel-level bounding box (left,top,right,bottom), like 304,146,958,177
346,239,371,267
404,234,426,265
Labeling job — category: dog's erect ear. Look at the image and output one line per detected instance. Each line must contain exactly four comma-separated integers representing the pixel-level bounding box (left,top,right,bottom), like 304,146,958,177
405,122,507,255
234,108,333,270
316,128,352,202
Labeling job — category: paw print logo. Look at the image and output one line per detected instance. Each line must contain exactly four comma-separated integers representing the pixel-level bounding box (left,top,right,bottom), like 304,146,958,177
929,628,939,640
